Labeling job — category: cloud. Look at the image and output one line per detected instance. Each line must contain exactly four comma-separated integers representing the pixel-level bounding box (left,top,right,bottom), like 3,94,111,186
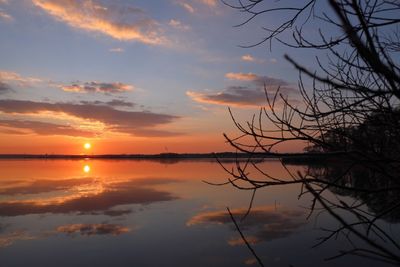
0,70,40,96
57,224,130,236
187,74,298,107
240,55,265,63
168,19,190,31
241,54,255,62
177,1,195,13
0,82,12,94
102,209,132,217
0,99,180,136
176,0,219,13
225,72,257,81
244,258,258,265
0,178,179,216
0,9,12,21
0,231,35,248
61,81,133,94
79,99,135,108
109,48,124,53
0,119,97,137
187,206,306,244
200,0,218,7
32,0,166,45
187,87,267,107
0,70,42,86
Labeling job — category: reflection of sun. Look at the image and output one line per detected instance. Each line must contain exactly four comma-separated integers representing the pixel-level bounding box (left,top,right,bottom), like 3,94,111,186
83,165,91,173
84,143,91,150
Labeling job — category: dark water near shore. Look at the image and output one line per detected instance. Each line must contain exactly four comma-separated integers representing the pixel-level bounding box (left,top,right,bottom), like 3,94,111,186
0,159,397,267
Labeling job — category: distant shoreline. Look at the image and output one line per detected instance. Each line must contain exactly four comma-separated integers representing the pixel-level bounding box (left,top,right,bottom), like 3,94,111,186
0,152,274,160
0,152,336,164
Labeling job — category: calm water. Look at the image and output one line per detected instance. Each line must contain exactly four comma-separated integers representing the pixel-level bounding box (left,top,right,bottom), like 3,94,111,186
0,159,397,267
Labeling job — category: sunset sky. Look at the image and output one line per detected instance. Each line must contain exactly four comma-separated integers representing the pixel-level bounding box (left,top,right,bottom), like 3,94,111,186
0,0,320,154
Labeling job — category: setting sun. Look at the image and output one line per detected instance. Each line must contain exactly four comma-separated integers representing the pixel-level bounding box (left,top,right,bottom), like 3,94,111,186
84,143,91,150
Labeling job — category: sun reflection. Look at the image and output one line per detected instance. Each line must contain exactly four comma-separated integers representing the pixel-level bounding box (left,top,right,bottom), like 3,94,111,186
83,165,91,173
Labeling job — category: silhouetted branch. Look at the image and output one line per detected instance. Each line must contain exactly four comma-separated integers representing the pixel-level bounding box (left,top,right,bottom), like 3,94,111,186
219,0,400,265
227,207,265,267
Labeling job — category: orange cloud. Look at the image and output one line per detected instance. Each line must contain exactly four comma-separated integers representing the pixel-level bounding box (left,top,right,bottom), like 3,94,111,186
0,70,42,85
177,0,219,14
200,0,218,7
60,81,133,94
32,0,166,45
225,72,257,81
177,1,195,13
0,99,180,137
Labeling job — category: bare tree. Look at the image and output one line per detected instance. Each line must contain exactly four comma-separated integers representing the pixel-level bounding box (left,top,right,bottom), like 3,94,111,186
218,0,400,265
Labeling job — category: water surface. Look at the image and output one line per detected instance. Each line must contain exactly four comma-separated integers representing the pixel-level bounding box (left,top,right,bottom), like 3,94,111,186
0,159,397,266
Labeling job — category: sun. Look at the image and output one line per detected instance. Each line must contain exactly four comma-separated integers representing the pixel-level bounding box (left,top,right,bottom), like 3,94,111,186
84,142,91,150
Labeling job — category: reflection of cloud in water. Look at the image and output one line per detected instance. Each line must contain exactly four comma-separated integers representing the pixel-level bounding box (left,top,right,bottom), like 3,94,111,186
187,206,306,245
244,258,258,265
0,231,35,248
0,178,179,217
228,236,259,246
0,224,130,248
0,178,95,195
57,224,130,236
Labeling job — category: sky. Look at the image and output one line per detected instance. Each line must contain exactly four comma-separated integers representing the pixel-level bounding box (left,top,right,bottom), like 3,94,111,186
0,0,313,154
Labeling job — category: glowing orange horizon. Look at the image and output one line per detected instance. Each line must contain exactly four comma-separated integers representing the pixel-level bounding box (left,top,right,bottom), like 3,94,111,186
0,133,306,154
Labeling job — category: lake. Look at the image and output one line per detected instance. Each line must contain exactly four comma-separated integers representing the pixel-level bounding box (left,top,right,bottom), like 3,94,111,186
0,159,397,267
